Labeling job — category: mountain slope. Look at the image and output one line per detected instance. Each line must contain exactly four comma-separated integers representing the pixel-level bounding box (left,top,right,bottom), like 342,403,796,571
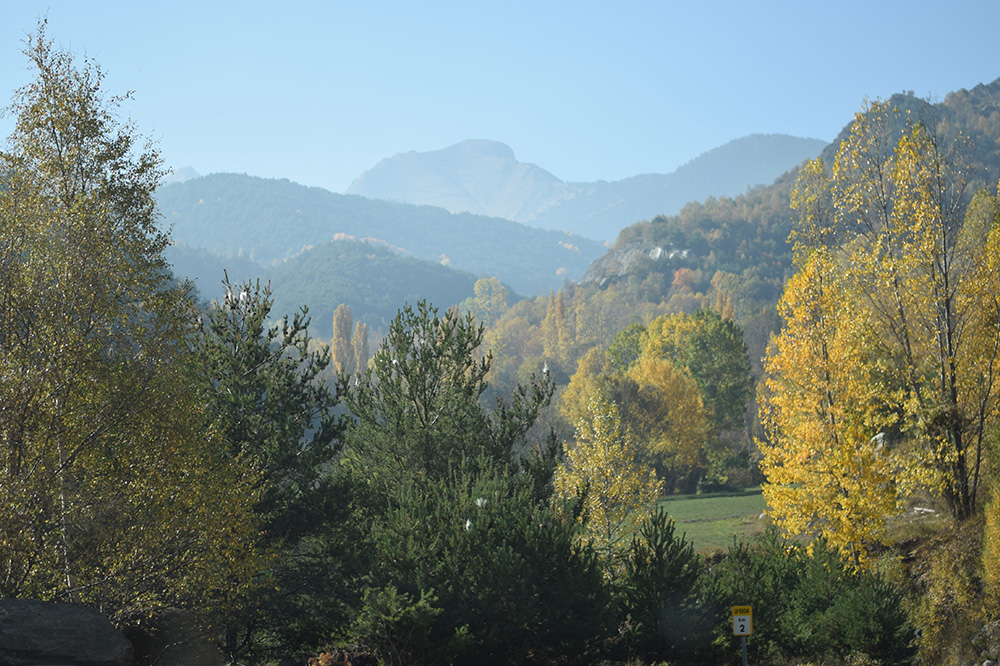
267,239,478,336
345,139,571,221
573,80,1000,368
346,135,826,241
165,239,479,338
156,173,605,296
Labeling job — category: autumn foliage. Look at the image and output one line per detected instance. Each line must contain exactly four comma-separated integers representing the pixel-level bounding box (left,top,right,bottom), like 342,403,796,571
760,100,1000,566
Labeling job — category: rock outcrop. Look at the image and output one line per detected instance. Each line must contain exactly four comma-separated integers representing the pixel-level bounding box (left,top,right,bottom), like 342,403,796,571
0,599,132,666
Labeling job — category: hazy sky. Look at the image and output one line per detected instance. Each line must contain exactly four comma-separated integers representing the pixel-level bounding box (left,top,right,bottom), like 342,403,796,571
3,1,999,193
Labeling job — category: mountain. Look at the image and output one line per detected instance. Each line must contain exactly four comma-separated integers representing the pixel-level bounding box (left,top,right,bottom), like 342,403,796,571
585,81,1000,295
345,139,570,222
345,135,827,241
156,173,606,297
165,239,478,338
266,239,478,336
571,80,1000,371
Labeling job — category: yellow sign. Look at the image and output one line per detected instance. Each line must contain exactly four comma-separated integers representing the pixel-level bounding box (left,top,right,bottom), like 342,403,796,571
732,606,752,636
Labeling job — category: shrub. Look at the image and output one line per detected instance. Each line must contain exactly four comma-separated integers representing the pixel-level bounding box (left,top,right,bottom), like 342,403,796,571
703,528,915,664
614,507,711,661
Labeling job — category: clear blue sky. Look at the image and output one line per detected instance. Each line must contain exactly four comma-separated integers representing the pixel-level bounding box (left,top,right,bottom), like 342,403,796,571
3,1,999,193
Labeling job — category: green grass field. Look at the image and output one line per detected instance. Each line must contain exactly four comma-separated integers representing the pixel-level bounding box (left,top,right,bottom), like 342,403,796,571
656,487,769,554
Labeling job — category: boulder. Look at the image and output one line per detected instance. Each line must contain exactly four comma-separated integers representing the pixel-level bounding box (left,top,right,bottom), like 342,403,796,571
0,599,132,666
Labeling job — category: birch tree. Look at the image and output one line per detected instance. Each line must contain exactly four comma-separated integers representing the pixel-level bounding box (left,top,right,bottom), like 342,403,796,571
0,24,265,618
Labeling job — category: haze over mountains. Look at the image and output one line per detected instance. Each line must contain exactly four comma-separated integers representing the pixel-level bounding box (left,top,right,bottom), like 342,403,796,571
157,174,604,299
346,134,826,241
159,132,828,334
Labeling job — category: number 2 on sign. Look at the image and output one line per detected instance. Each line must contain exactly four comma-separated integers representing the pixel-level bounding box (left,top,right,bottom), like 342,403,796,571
732,605,752,636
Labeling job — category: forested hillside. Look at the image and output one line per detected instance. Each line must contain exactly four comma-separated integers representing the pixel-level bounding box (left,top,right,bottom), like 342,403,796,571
156,173,604,296
266,239,478,336
165,239,479,337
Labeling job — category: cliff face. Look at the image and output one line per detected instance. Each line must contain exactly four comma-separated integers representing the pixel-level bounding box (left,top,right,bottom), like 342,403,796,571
580,240,691,285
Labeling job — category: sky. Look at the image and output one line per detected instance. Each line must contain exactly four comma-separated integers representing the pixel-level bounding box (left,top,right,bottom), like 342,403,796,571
2,1,999,193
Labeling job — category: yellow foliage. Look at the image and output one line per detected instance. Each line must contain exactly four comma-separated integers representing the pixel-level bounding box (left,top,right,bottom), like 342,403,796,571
762,100,1000,570
625,356,710,482
554,394,663,564
558,346,609,427
642,312,699,362
759,251,901,566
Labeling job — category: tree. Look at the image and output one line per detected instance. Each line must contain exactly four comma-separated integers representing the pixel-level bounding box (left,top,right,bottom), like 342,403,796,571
198,274,344,542
761,100,1000,569
625,356,711,493
541,288,575,368
834,102,1000,518
197,274,345,660
338,301,606,664
561,316,732,493
331,303,354,375
343,301,496,483
758,248,899,565
468,276,509,328
616,507,707,660
554,393,664,566
759,154,906,564
0,24,265,620
558,346,610,428
643,308,754,433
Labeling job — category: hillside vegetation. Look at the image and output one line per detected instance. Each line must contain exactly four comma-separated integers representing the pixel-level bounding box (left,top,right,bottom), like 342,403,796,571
8,24,1000,666
266,239,478,336
157,172,604,297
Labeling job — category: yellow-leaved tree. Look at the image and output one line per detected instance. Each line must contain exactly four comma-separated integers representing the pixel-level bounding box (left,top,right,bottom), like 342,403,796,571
558,346,610,427
761,100,1000,566
554,393,663,567
624,356,710,494
758,236,900,563
832,103,1000,519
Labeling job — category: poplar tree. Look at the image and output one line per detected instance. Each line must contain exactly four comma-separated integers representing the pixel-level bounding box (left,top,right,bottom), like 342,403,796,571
331,303,354,375
761,100,1000,565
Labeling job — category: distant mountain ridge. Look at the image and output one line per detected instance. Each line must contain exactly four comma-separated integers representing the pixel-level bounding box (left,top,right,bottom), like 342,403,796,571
346,139,571,223
346,135,827,241
156,173,606,297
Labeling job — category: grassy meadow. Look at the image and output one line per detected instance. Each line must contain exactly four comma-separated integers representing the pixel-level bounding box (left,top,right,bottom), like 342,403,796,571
658,487,769,554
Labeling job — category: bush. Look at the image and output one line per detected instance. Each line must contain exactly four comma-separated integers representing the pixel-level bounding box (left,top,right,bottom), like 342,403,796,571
614,507,711,661
703,528,915,664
